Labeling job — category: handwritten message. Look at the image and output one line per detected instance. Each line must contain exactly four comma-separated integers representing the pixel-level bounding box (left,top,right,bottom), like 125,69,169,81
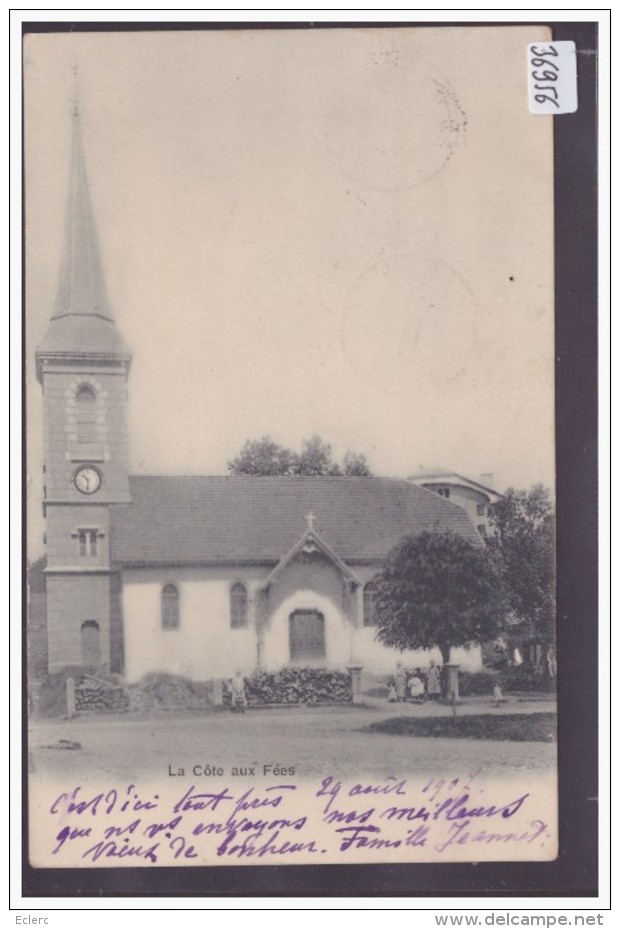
30,773,557,867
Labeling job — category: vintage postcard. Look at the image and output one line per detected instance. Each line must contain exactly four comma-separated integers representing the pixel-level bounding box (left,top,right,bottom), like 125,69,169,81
25,24,562,875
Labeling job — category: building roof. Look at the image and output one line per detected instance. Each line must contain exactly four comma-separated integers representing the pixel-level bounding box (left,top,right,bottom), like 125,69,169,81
408,469,503,499
262,528,361,588
110,475,481,567
35,314,131,357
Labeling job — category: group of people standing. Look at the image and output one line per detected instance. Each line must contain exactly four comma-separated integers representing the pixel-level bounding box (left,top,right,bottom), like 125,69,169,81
389,660,442,704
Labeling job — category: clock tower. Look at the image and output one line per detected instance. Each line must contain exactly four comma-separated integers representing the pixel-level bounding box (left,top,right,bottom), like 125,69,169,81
35,107,131,673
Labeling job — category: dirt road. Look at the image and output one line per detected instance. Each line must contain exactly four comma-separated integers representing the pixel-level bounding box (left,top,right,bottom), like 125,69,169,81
29,701,556,783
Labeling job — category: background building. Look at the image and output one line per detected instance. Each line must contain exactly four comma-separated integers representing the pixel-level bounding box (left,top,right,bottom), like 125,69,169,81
408,468,503,539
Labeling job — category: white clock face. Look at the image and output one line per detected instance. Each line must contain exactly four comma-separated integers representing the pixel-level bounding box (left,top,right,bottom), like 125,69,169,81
74,467,101,495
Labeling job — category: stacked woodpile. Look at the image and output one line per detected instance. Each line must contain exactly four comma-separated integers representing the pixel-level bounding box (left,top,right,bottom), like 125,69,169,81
223,668,353,706
75,677,129,712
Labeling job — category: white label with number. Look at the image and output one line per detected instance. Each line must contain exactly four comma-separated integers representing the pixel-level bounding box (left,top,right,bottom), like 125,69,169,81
527,41,578,115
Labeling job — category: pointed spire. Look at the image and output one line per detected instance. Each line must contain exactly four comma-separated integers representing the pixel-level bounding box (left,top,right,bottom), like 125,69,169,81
52,103,113,321
36,98,131,379
71,62,79,119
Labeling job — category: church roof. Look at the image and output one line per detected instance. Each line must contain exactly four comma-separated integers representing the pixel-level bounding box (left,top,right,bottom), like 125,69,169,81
35,314,131,357
262,527,361,587
110,475,481,566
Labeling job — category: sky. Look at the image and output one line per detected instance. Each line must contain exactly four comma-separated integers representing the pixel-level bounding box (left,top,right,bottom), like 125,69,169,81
25,26,555,552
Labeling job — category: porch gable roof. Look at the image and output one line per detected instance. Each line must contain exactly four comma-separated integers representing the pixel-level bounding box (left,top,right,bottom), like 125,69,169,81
260,529,361,590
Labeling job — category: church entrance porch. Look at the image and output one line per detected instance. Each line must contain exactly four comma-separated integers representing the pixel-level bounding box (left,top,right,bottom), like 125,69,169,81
261,589,353,671
288,609,325,662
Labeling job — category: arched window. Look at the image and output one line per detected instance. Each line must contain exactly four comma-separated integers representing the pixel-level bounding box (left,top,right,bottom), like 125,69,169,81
81,620,101,667
363,581,377,627
161,584,180,630
76,384,97,445
230,583,248,629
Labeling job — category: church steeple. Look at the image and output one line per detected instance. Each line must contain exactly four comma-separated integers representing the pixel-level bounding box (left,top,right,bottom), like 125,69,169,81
35,97,132,506
36,105,131,380
53,104,113,322
35,94,132,676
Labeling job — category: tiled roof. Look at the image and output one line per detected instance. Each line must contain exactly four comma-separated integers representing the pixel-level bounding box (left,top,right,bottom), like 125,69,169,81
110,476,480,566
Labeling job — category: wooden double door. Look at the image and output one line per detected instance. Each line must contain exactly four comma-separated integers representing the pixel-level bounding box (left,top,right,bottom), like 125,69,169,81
289,609,325,660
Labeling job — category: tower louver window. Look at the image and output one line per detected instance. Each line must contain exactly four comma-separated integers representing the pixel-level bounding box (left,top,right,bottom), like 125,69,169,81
76,384,97,445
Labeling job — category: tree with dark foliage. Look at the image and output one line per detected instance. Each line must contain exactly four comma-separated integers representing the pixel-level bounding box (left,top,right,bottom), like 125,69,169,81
228,434,372,477
295,435,341,476
488,485,555,648
227,435,297,476
342,450,372,476
374,530,503,664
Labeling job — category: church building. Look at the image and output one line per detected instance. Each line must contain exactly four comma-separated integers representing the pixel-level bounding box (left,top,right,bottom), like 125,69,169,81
34,111,483,682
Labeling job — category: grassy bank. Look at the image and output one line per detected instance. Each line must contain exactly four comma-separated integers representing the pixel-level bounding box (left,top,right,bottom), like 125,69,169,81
367,712,556,742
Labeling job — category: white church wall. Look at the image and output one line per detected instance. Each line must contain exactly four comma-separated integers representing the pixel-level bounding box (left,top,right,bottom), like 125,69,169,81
122,566,267,682
352,626,403,671
120,566,483,683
